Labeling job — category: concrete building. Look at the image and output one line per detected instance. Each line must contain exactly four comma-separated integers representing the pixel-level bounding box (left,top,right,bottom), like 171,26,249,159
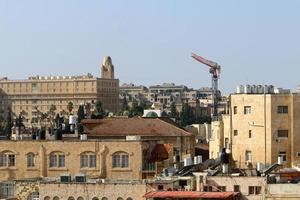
0,56,119,126
210,85,300,169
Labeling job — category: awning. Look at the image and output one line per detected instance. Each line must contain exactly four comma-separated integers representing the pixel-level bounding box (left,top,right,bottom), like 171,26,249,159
149,144,172,162
144,191,239,199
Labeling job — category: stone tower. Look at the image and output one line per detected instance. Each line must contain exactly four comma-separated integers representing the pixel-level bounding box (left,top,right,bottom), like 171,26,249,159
101,56,114,79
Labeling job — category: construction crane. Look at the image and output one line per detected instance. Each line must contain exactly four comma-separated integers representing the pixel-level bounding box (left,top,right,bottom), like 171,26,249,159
191,52,221,120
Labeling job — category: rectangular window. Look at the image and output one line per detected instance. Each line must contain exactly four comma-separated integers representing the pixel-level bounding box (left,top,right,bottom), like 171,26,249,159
277,106,288,114
58,155,65,167
244,106,251,114
203,186,213,192
249,130,252,138
27,154,35,167
121,154,129,168
234,130,238,136
296,152,300,157
1,183,14,198
50,154,57,167
80,155,89,168
279,151,287,162
0,154,7,167
245,150,252,162
8,155,15,167
233,106,237,114
249,186,255,195
113,155,121,168
89,154,96,168
255,186,262,194
278,130,288,138
234,185,240,192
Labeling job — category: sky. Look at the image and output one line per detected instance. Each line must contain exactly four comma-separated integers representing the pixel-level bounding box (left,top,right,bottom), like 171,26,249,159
0,0,300,94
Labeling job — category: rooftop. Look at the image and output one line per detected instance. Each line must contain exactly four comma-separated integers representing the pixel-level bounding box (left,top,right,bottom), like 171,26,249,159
82,117,193,137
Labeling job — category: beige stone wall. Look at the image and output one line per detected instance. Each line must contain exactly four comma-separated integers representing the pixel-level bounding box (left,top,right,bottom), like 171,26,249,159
205,176,266,200
266,184,300,199
0,140,142,182
38,182,147,200
0,76,119,126
210,93,300,169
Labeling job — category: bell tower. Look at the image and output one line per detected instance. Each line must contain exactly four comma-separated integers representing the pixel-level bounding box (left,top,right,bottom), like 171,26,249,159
101,56,114,79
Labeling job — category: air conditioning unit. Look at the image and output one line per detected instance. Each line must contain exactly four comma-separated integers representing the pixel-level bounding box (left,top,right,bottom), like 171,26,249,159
75,174,86,182
60,174,71,183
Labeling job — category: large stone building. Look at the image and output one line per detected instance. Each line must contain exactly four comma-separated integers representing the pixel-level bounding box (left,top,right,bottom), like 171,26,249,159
210,85,300,169
0,56,119,126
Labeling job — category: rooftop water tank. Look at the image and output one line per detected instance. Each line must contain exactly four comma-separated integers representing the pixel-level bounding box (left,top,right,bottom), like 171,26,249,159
244,85,252,94
236,85,244,94
252,85,258,94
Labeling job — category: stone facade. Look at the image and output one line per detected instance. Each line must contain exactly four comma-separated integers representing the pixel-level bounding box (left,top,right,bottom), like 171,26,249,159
0,140,143,182
210,93,300,169
0,56,119,126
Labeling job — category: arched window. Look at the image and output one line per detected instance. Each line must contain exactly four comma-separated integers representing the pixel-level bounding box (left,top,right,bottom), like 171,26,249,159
0,151,16,167
27,153,35,167
44,197,50,200
101,197,108,200
92,198,99,200
77,197,84,200
67,197,75,200
80,152,96,168
126,198,133,200
112,152,129,168
49,152,65,168
117,198,123,200
53,196,60,200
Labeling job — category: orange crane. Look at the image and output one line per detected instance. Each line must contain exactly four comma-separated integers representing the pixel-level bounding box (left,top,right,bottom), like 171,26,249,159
191,53,221,119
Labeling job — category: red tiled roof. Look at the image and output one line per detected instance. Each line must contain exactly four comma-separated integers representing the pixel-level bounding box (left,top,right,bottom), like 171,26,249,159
81,118,193,137
144,191,239,199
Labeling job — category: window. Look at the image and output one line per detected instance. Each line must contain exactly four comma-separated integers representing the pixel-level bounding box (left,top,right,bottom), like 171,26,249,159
44,197,50,200
1,182,14,198
80,152,96,168
67,197,75,200
49,152,65,168
249,186,261,195
249,130,252,138
92,198,99,200
279,151,287,162
234,130,238,136
53,196,60,200
278,106,288,114
233,106,237,114
28,192,39,200
0,152,15,167
234,185,240,192
245,150,252,162
77,197,84,200
203,186,213,192
296,152,300,157
112,152,129,168
244,106,251,114
27,153,35,167
278,130,288,138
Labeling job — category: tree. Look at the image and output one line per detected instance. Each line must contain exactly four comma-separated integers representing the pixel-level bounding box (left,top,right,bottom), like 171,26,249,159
129,99,144,117
77,105,85,133
179,102,195,127
3,108,13,139
170,102,178,118
122,95,129,111
94,100,105,118
67,102,74,114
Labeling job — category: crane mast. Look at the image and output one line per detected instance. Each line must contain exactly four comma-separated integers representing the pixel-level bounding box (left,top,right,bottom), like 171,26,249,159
191,53,221,120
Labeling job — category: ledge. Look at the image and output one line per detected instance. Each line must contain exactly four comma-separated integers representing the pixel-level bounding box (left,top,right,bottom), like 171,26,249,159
48,167,69,171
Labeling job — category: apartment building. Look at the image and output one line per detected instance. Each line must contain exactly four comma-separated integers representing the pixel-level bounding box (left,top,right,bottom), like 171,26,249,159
0,56,119,126
210,85,300,169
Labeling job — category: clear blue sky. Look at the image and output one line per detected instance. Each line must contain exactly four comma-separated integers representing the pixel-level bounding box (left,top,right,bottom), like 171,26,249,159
0,0,300,94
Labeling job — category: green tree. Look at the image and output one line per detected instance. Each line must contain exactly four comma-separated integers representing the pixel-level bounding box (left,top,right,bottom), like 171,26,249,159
3,108,13,139
179,102,195,127
77,104,85,133
170,102,177,118
122,95,129,111
130,99,144,116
